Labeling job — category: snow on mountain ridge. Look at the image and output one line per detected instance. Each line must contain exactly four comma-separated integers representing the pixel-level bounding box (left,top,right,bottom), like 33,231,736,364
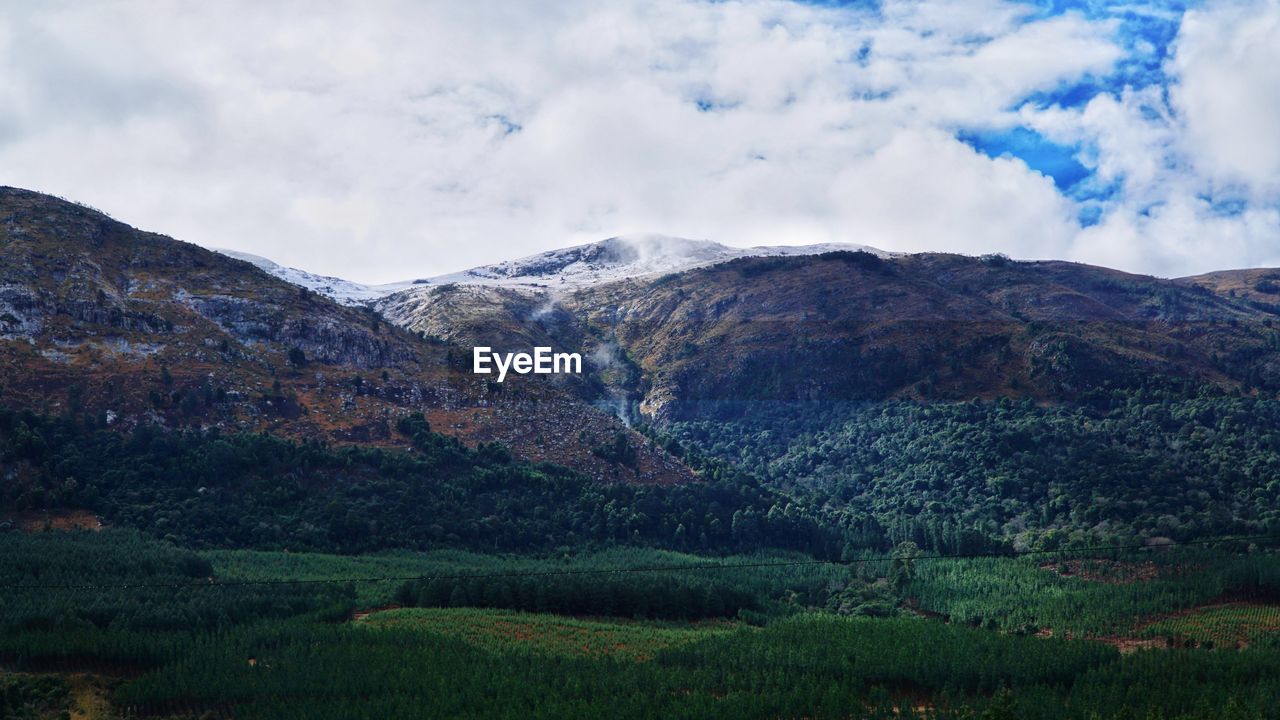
214,249,389,306
429,234,889,289
216,236,888,303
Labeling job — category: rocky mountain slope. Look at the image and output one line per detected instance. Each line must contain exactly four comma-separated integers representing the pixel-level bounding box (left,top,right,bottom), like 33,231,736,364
379,250,1280,422
0,187,690,483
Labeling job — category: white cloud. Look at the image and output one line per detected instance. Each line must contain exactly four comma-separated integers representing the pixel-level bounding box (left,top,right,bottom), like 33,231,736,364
826,128,1079,257
1073,195,1280,276
1171,0,1280,199
0,0,1274,282
1012,0,1280,276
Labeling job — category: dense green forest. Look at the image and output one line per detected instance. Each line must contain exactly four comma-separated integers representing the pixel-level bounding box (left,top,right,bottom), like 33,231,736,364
3,532,1280,719
0,530,354,668
11,389,1280,562
663,390,1280,550
109,614,1280,719
0,531,848,668
0,408,838,556
6,396,1280,716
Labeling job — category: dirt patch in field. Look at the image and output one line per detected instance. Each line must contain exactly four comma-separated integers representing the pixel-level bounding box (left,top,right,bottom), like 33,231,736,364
900,598,949,621
5,509,103,532
68,673,113,720
1039,558,1159,584
1094,636,1167,653
351,605,402,622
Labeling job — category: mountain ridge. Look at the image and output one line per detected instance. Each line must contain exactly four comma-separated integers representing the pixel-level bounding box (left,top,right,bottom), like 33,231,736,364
215,234,890,301
378,249,1280,423
0,186,690,484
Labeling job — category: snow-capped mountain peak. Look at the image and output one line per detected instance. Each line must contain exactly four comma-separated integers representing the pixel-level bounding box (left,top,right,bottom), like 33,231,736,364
215,236,889,304
428,234,888,289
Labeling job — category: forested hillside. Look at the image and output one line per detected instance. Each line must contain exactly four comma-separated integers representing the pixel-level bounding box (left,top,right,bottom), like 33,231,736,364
664,389,1280,551
0,407,834,556
6,187,1280,718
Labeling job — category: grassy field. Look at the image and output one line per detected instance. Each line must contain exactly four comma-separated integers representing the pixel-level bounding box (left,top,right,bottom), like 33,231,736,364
361,607,741,660
1141,603,1280,648
904,549,1280,637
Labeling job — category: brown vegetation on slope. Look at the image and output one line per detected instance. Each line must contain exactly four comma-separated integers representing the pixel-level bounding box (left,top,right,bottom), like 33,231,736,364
0,187,690,483
377,250,1280,422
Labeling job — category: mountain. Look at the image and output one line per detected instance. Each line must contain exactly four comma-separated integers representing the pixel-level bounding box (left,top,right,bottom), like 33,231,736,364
225,233,886,302
10,185,1280,538
213,249,392,306
426,234,887,290
7,185,1280,551
321,244,1280,548
369,248,1280,547
0,187,690,483
379,250,1280,422
1178,267,1280,309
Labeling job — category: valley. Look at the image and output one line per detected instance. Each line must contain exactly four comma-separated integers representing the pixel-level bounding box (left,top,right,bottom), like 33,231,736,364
3,187,1280,718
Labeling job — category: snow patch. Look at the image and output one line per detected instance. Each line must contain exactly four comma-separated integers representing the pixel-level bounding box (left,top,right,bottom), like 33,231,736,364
216,236,890,304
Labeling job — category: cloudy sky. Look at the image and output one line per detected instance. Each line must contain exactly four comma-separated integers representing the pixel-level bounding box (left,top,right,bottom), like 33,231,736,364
1,0,1278,282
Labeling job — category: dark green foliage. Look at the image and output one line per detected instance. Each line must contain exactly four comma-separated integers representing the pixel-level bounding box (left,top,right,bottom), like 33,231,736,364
396,572,756,621
0,407,837,556
0,531,352,667
904,548,1280,637
667,393,1280,550
592,432,638,468
108,613,1280,719
108,616,1112,719
1254,278,1280,295
5,532,1280,718
0,674,70,719
817,249,889,272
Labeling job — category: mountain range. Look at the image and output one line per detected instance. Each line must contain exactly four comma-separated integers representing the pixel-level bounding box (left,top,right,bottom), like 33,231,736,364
10,185,1280,444
6,185,1280,548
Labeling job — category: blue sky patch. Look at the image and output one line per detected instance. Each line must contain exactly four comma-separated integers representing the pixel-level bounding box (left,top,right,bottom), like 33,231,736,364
959,127,1092,191
1022,77,1107,110
1199,194,1249,217
1012,0,1195,112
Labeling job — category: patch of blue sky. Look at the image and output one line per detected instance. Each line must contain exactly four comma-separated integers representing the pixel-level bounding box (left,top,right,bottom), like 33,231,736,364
489,114,521,135
791,0,881,12
958,127,1093,192
1013,0,1195,26
1022,76,1110,110
1198,194,1249,217
1012,0,1197,117
1077,202,1106,227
